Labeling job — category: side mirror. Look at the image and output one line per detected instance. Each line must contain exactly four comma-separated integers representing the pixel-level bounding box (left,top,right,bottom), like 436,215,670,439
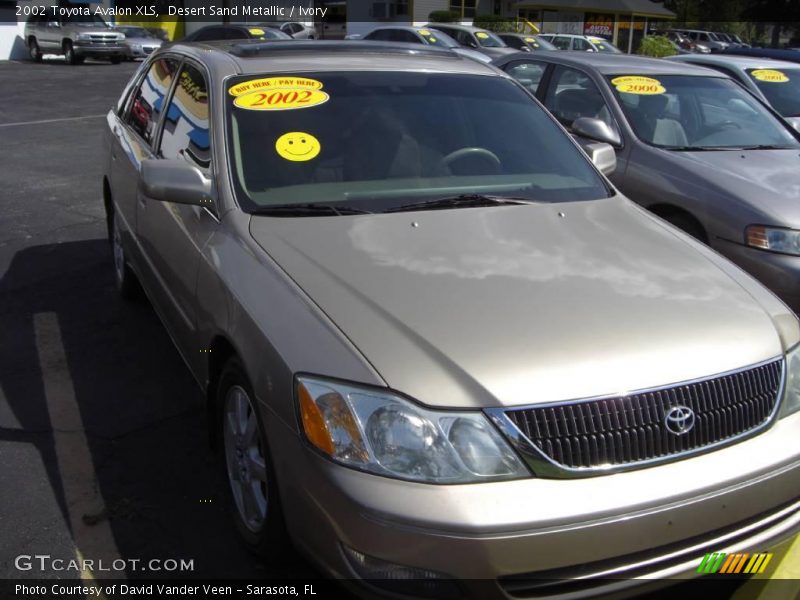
582,142,617,176
572,116,622,148
467,40,479,49
140,159,214,207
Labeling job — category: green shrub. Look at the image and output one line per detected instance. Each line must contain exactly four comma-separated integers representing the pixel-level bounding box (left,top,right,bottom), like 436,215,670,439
473,14,518,32
428,10,461,22
636,35,678,57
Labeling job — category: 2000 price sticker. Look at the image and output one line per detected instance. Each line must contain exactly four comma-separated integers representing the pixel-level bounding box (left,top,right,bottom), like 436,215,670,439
234,88,330,111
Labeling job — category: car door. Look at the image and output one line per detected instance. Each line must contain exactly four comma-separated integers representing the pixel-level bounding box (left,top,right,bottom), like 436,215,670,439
109,57,180,265
136,60,219,366
572,37,594,52
540,65,631,179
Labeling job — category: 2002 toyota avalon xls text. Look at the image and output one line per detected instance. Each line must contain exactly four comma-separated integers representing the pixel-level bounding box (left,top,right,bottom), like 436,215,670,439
103,41,800,598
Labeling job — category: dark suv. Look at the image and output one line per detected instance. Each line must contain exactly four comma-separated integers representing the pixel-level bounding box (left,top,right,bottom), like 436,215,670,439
25,10,126,65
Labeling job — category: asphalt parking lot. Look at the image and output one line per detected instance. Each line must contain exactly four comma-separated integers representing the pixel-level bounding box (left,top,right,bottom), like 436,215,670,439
0,58,321,583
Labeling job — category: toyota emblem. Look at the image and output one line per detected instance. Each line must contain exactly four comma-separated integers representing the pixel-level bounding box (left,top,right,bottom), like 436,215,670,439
665,405,695,435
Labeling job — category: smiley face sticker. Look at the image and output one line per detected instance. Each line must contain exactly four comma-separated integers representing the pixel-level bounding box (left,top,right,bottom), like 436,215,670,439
275,132,321,162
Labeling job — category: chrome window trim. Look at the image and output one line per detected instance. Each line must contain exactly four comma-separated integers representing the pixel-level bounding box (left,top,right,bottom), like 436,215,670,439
486,356,786,479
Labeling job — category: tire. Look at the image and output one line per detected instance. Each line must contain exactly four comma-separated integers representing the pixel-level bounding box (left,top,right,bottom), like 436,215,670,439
110,211,140,299
29,38,43,62
218,358,288,562
63,41,79,65
110,56,121,64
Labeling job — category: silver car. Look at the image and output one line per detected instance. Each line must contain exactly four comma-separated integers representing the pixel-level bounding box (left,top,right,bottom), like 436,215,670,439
114,25,163,60
24,9,126,64
667,54,800,130
104,41,800,597
424,23,517,59
495,51,800,313
362,25,491,63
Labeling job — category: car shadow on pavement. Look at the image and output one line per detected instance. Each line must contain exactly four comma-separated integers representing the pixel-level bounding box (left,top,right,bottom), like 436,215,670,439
0,239,319,579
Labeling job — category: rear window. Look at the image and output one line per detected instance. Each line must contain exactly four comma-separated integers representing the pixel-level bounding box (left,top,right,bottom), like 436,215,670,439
226,71,611,212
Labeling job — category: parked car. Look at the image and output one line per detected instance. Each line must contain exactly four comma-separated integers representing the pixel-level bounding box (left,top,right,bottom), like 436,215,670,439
362,26,491,62
667,54,800,130
538,33,621,53
655,29,711,53
24,9,126,64
265,21,316,39
104,40,800,597
424,23,517,59
672,29,729,52
114,26,163,60
180,24,291,43
497,32,557,52
494,51,800,311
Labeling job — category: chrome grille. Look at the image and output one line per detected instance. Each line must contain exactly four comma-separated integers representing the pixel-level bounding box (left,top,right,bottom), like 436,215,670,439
503,359,782,472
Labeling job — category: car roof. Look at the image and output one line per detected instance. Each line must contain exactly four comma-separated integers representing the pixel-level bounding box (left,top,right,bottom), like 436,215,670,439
370,25,427,32
495,50,726,76
668,54,800,70
426,23,489,33
165,41,502,78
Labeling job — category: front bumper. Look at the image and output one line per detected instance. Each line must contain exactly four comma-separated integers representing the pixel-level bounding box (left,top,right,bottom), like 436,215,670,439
72,42,126,57
715,238,800,315
270,410,800,599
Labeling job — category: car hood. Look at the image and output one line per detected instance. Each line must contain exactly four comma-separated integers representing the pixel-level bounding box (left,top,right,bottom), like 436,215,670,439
656,148,800,226
249,196,784,409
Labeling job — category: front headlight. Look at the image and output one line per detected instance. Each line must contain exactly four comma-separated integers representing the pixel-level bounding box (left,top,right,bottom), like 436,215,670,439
780,345,800,418
296,376,530,483
746,225,800,256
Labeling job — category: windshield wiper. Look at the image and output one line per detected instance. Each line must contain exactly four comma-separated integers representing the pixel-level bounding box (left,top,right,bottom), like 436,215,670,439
733,144,796,150
250,203,372,217
662,145,727,151
384,194,534,213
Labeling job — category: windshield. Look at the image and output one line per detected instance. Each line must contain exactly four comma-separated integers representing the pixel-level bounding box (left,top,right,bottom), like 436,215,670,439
117,26,149,37
745,68,800,117
70,14,110,27
226,72,610,212
589,37,621,53
608,74,800,149
475,30,505,48
533,35,556,50
416,28,458,48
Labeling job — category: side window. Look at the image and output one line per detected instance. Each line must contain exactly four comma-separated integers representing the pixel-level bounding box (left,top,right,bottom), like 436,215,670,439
503,36,523,49
368,29,391,41
159,64,211,168
193,27,224,42
544,66,615,131
573,37,592,51
290,23,303,34
396,30,421,43
552,36,572,50
506,61,547,95
124,58,179,146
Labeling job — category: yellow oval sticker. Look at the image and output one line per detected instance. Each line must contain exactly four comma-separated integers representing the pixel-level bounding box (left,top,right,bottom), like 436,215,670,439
525,37,536,43
234,88,330,111
612,75,666,95
418,29,431,36
427,36,437,43
751,69,789,83
476,32,489,39
275,132,321,162
248,28,265,36
229,76,324,97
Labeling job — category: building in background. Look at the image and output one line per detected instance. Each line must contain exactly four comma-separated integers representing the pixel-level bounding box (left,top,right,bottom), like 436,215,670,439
0,0,675,60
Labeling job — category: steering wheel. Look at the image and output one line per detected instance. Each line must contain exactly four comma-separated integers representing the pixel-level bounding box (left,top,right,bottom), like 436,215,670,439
706,120,743,134
438,147,502,174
